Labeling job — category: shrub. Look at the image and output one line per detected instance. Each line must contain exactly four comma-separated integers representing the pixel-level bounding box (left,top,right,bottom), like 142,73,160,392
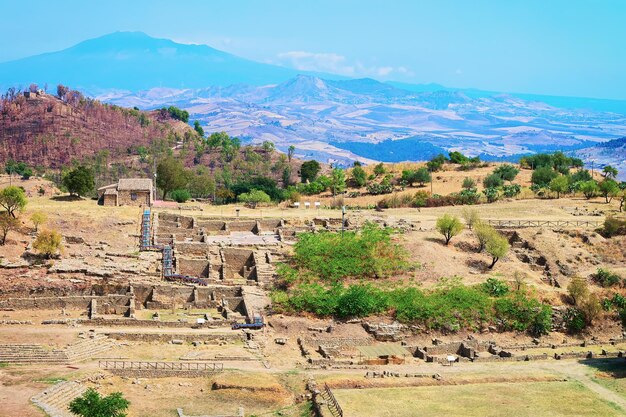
335,285,388,318
502,184,521,198
366,181,393,195
69,388,129,417
483,187,500,203
483,174,504,189
563,307,586,334
289,222,408,281
462,177,476,190
436,214,464,245
33,229,63,258
461,208,480,230
481,277,509,297
493,164,519,182
30,211,47,232
457,188,480,204
350,165,367,187
601,216,626,237
414,190,430,208
594,268,622,287
170,189,191,203
493,290,552,336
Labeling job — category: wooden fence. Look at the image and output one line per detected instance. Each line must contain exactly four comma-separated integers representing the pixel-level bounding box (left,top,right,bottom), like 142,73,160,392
99,360,223,372
324,383,344,417
486,219,602,229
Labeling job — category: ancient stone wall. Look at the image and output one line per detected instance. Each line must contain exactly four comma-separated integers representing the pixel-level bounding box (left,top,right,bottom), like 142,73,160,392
118,190,150,207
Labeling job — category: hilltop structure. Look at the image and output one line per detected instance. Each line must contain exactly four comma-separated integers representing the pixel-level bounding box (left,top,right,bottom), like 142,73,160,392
98,178,153,207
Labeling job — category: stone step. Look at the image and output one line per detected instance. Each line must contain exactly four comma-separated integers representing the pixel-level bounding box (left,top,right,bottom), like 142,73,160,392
32,381,87,417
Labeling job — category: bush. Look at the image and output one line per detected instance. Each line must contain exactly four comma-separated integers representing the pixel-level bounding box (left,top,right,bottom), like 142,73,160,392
493,164,519,182
481,277,509,297
594,268,622,287
33,229,63,258
170,189,191,203
436,214,464,245
289,222,408,281
367,181,393,195
483,187,500,203
462,177,476,190
483,174,504,189
579,180,599,199
601,216,626,237
493,290,552,335
502,184,521,198
474,222,496,252
485,232,510,269
563,307,586,334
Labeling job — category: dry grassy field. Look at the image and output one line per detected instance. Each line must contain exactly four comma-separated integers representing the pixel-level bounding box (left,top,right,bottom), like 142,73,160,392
332,381,624,417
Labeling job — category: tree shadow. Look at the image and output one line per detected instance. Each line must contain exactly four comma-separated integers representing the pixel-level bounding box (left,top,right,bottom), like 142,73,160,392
580,358,626,379
50,195,83,202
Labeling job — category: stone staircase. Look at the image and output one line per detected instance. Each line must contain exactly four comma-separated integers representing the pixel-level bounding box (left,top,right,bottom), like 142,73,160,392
0,344,67,364
31,381,87,417
65,334,116,362
0,335,115,364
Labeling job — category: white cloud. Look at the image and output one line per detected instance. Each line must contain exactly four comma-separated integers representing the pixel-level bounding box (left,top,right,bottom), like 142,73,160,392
276,51,411,79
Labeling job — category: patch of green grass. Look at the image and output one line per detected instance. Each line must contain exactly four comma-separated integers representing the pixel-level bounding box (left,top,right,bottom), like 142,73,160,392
35,376,68,384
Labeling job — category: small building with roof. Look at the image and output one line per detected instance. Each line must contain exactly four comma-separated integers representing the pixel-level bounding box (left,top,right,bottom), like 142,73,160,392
97,178,153,207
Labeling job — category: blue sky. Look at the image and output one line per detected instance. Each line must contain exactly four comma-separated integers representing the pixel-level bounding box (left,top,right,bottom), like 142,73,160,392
2,0,626,99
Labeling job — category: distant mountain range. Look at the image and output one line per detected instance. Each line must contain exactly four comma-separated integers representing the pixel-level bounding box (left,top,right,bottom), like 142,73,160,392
1,31,625,178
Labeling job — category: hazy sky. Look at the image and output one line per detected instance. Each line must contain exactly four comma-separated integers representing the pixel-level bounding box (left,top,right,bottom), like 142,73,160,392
2,0,625,99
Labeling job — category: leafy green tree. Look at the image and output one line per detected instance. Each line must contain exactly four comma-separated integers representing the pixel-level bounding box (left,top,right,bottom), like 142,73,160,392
5,160,33,179
485,231,510,268
33,229,63,258
569,169,592,183
0,212,19,245
350,165,367,187
187,168,215,198
300,160,321,183
238,189,271,208
170,189,191,203
531,166,558,187
549,175,569,198
493,164,519,182
156,157,188,199
436,214,464,245
193,120,204,136
69,388,129,417
0,186,27,217
427,154,447,172
599,179,620,203
603,165,618,179
261,141,275,153
448,151,469,164
462,177,476,190
413,168,431,186
373,162,386,177
579,180,599,200
62,166,95,197
483,174,504,189
287,145,296,162
329,168,346,195
165,105,189,122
